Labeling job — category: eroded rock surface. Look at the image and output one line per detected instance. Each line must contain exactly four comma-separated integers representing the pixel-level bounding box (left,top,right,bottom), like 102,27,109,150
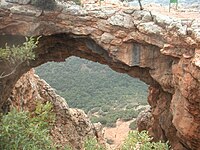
10,69,97,149
136,107,153,133
0,1,200,149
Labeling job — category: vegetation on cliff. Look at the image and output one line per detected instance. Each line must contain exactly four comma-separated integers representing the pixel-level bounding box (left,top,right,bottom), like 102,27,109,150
0,37,38,79
66,131,169,150
121,131,169,150
84,137,106,150
0,102,56,150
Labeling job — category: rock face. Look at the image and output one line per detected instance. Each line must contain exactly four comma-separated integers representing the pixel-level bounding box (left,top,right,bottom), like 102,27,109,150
10,69,97,149
0,1,200,150
136,107,153,133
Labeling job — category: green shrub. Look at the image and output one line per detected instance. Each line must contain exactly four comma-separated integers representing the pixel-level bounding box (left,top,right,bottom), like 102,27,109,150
120,110,138,121
91,116,107,125
105,122,116,128
101,106,110,112
91,108,140,128
121,130,170,150
33,101,56,128
90,107,100,114
0,37,38,62
32,0,56,10
72,0,81,5
126,105,134,109
103,112,119,127
63,145,73,150
84,137,105,150
98,109,107,116
0,101,56,150
129,120,137,130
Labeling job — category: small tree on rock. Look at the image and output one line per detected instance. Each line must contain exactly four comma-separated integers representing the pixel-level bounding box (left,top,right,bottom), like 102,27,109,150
0,37,39,79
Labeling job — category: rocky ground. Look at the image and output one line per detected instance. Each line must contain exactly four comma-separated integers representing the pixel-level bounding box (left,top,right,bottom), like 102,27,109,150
97,0,200,20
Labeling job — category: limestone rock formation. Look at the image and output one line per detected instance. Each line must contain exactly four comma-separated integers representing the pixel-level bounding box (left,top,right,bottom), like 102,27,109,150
0,1,200,149
136,107,153,132
10,69,97,149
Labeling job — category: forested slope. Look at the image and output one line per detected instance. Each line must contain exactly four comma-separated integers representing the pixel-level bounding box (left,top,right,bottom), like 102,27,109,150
36,56,148,126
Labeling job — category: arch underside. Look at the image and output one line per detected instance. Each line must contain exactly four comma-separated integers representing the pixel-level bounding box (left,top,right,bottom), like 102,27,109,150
0,33,159,84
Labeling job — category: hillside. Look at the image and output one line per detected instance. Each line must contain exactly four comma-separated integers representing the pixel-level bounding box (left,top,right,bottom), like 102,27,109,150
36,57,148,126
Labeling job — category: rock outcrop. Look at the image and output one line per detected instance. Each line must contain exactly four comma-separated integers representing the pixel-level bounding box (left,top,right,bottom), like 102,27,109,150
0,1,200,149
136,107,153,133
10,69,97,149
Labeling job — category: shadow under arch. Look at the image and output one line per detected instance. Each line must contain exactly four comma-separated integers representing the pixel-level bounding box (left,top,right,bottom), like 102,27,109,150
33,33,159,86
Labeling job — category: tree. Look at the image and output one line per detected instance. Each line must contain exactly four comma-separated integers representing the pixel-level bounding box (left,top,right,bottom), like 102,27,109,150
0,101,56,150
0,37,39,79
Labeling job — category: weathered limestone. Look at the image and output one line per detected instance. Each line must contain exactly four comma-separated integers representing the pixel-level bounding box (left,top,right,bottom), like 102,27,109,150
0,1,200,149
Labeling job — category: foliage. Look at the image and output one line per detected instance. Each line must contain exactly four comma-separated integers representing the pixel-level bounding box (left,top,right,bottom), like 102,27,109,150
72,0,81,5
63,145,73,150
0,37,38,63
33,101,56,128
129,120,137,130
0,37,39,78
121,130,170,150
101,106,110,112
91,116,107,125
126,104,138,110
90,107,100,114
91,109,139,127
84,137,106,150
32,0,56,10
62,132,169,150
36,56,148,112
0,101,56,150
120,109,139,121
36,56,148,127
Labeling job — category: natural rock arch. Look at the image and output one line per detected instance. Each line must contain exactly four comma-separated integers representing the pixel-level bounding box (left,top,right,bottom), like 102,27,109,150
0,1,200,150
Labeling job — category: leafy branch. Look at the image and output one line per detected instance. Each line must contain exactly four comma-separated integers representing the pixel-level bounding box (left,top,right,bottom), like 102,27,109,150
0,37,40,79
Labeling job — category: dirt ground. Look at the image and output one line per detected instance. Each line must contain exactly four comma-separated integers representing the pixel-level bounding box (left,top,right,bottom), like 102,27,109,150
103,120,134,150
